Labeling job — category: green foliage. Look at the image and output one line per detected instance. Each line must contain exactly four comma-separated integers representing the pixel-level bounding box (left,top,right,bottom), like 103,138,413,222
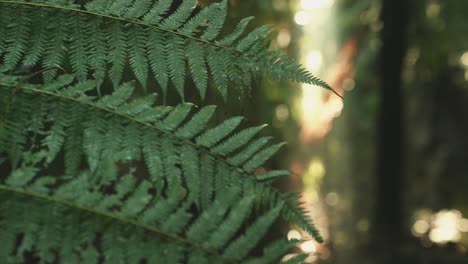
0,0,327,263
0,0,336,100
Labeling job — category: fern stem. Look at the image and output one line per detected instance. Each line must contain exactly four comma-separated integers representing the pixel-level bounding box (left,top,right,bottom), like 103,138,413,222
0,184,237,263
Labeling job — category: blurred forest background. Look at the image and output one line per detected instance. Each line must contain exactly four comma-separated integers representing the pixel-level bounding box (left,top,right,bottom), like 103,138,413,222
215,0,468,263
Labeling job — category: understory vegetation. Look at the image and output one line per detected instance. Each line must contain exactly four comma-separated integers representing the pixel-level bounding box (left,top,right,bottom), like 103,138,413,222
0,0,335,263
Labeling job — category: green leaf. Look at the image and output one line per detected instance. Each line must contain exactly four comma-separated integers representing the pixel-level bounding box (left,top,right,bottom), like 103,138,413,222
6,167,38,187
107,22,127,86
128,27,149,88
143,0,173,24
242,142,285,172
217,16,254,46
203,196,254,250
256,170,290,182
98,82,134,108
224,204,283,260
158,103,193,131
176,106,216,139
148,31,169,96
166,34,186,100
186,42,208,100
280,254,309,264
160,0,197,30
211,125,267,156
228,136,272,166
196,116,243,148
201,0,227,41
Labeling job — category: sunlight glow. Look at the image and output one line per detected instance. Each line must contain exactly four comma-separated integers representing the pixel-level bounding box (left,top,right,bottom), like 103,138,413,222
325,192,339,206
301,0,334,10
275,104,290,122
458,218,468,232
300,240,317,253
281,254,298,263
300,86,344,141
309,159,325,179
287,229,303,241
302,158,326,202
460,52,468,67
277,29,292,48
426,2,441,18
306,50,323,72
412,220,430,236
429,210,462,244
294,11,311,25
343,78,356,91
291,1,342,262
356,219,369,232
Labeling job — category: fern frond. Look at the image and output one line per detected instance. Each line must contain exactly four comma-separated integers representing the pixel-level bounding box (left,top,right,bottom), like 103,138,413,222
176,105,216,138
4,13,30,69
23,12,48,66
244,239,300,264
211,125,268,156
166,34,187,100
201,0,227,41
43,101,68,163
186,41,209,100
1,73,323,245
82,111,105,171
107,21,127,86
128,26,149,87
256,170,291,182
236,25,273,53
0,0,338,100
280,254,309,264
125,0,153,19
200,153,217,208
0,93,33,168
0,164,295,263
206,45,229,100
223,204,283,260
282,192,324,243
159,102,193,131
142,0,173,24
195,116,244,148
87,19,107,86
160,0,197,30
228,136,273,166
41,10,68,82
63,105,85,175
69,13,90,81
243,142,286,172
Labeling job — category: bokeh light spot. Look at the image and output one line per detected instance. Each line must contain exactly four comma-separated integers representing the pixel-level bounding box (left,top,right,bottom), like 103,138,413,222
275,104,290,122
277,29,292,48
460,51,468,67
301,0,334,10
287,229,302,241
294,11,311,26
325,192,339,206
300,240,317,253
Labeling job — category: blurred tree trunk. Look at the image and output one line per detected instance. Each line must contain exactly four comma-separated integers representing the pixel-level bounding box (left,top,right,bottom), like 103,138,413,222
372,0,409,263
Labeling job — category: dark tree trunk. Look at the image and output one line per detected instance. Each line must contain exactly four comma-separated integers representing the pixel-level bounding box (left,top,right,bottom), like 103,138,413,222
372,0,409,263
